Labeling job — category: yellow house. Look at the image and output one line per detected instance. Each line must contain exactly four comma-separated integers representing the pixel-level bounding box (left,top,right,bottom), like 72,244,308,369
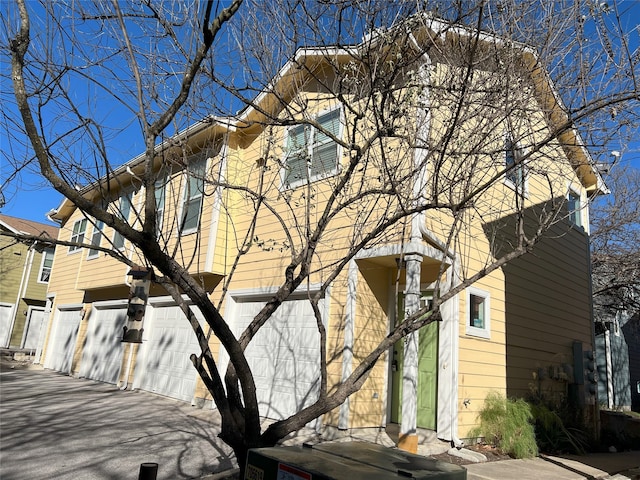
39,16,606,450
0,214,57,352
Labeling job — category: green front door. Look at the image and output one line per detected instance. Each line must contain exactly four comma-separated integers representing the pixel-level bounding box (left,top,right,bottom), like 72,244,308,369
390,292,438,429
417,320,438,429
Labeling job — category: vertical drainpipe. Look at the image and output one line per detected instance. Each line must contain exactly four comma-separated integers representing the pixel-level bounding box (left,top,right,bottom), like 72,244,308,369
398,35,431,453
441,259,464,447
6,244,36,348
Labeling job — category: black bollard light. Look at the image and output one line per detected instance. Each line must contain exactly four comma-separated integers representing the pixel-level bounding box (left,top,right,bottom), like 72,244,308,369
138,462,158,480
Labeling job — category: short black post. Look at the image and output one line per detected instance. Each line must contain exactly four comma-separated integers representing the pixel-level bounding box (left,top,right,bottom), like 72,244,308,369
138,462,158,480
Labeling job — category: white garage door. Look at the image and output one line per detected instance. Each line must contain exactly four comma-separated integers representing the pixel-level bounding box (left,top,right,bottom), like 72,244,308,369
138,305,203,402
80,306,127,384
232,296,323,420
44,308,81,373
0,303,14,348
22,308,46,350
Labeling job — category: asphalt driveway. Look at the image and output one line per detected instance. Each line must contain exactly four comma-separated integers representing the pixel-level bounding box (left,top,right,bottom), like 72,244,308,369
0,362,235,480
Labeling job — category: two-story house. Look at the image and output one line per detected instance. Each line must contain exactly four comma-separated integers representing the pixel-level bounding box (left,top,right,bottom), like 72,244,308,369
0,214,57,353
38,16,606,451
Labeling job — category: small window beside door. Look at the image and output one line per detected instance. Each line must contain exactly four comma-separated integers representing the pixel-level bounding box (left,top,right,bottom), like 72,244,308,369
466,287,491,339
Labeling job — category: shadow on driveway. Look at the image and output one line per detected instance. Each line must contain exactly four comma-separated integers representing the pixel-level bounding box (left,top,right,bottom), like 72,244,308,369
0,364,235,479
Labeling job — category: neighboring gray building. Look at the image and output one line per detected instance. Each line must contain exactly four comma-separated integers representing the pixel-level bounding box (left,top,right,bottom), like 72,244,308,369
595,308,640,412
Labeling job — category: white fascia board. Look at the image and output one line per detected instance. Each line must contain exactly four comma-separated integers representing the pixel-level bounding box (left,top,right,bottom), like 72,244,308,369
0,219,21,235
51,114,235,223
523,50,608,194
236,46,357,124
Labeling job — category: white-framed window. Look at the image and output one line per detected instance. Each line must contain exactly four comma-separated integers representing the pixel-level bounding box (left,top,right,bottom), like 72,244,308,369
113,191,133,250
466,286,491,339
282,107,342,188
181,154,207,234
87,220,104,259
154,175,166,236
68,218,87,253
38,248,55,283
504,134,526,196
567,187,583,229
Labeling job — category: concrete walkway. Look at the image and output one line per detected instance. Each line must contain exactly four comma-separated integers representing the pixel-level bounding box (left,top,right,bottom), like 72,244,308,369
1,361,638,480
0,362,235,479
465,452,640,480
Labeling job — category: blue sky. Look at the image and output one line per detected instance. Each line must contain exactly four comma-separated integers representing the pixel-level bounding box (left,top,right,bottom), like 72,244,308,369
1,1,638,226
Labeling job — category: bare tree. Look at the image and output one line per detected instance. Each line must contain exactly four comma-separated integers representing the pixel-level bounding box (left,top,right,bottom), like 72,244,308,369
591,165,640,322
4,0,639,470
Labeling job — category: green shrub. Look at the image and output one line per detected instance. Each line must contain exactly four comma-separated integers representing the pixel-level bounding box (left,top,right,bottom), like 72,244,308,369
529,402,588,455
470,391,538,458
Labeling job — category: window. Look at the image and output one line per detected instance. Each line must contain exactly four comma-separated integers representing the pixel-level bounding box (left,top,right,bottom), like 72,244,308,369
466,287,491,338
567,189,583,228
181,154,206,234
69,218,87,253
38,248,54,283
283,108,342,188
504,135,525,195
113,191,132,250
154,176,166,235
87,221,104,258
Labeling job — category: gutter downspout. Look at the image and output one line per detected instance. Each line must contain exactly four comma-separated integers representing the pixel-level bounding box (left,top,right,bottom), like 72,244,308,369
424,221,463,448
397,34,432,454
408,30,463,448
6,243,37,348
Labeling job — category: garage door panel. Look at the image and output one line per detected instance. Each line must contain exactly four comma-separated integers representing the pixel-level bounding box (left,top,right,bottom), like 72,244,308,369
138,305,201,403
44,309,81,373
0,304,13,348
234,297,323,421
22,308,45,350
80,307,127,384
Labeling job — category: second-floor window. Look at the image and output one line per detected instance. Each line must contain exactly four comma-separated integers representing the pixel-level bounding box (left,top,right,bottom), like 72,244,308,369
87,220,104,259
504,135,525,195
283,108,342,188
38,248,54,283
69,218,87,253
181,155,206,234
113,191,132,250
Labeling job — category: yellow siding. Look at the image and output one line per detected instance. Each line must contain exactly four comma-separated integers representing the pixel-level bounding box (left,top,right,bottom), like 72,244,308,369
39,45,596,441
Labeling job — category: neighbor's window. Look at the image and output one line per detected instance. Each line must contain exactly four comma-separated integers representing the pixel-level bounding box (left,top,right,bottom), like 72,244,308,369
567,189,583,228
181,154,206,234
283,107,342,188
87,220,104,259
504,135,525,195
466,287,491,339
69,218,87,253
38,248,55,283
113,191,133,250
